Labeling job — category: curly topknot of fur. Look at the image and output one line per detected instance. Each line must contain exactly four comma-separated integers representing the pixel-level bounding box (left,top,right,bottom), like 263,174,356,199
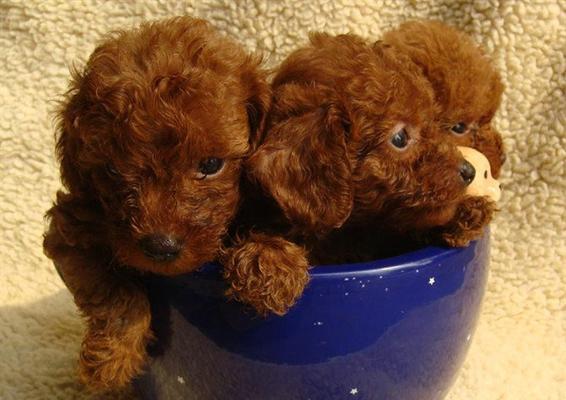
223,233,310,316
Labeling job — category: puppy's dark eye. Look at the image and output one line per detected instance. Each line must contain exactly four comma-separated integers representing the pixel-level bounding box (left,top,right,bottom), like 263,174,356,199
198,157,224,176
451,122,468,134
391,128,409,149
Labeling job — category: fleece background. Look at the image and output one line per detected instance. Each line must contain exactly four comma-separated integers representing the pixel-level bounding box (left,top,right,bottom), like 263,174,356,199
0,1,564,399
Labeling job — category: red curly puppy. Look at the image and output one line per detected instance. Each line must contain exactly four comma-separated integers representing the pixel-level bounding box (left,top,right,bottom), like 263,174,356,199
43,17,269,390
223,33,492,316
383,20,506,178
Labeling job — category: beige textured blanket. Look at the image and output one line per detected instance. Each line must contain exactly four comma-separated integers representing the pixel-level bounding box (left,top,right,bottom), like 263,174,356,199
0,1,564,399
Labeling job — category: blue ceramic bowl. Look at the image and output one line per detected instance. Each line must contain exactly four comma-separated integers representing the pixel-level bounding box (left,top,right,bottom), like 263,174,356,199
136,233,489,400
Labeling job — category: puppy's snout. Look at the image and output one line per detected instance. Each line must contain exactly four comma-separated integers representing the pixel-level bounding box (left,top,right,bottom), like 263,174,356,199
139,234,182,262
459,160,476,185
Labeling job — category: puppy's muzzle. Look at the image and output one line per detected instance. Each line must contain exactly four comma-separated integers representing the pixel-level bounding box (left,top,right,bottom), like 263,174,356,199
139,234,182,262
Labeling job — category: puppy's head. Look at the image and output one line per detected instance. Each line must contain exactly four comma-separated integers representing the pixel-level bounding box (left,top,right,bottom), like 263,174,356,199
250,34,471,235
383,20,505,177
56,17,269,275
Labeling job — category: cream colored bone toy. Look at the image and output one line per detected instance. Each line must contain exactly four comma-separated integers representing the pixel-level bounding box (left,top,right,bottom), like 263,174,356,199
458,146,501,202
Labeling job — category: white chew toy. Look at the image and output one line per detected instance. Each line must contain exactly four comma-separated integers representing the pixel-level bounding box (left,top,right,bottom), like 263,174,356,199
458,146,501,202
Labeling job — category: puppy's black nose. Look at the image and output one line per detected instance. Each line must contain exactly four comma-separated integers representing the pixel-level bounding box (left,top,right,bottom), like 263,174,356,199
139,235,182,262
459,160,476,185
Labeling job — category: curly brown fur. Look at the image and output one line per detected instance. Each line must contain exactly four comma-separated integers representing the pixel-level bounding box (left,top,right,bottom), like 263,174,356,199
44,198,153,390
226,32,491,315
256,33,472,234
434,196,496,247
382,20,506,178
43,17,269,390
222,232,309,316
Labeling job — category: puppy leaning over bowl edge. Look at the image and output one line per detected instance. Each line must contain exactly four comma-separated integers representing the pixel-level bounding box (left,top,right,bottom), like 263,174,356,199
42,16,270,391
223,33,493,317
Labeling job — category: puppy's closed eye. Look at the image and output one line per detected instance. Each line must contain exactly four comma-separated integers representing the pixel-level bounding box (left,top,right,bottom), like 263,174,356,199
106,164,120,178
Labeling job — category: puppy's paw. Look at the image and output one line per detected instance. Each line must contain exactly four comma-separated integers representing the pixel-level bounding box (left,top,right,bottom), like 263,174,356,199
78,307,153,390
223,233,310,316
441,196,496,247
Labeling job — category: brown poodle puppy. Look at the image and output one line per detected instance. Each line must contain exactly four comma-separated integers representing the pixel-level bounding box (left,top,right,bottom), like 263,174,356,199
223,33,492,316
382,20,506,178
43,17,269,390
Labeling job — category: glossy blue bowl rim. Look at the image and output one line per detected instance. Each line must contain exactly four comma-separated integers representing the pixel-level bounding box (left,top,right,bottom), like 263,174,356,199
195,241,469,281
309,244,463,277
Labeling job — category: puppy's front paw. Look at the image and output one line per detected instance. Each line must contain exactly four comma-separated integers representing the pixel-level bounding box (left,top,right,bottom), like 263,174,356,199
441,196,496,247
78,308,153,390
223,233,310,316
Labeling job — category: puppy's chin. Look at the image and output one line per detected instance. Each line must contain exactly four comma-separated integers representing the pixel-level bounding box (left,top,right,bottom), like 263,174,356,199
114,244,218,276
378,201,460,235
407,203,460,231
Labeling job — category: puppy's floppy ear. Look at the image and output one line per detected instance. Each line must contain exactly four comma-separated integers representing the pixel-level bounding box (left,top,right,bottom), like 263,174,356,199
55,39,125,197
55,70,90,196
248,105,353,234
240,60,271,149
